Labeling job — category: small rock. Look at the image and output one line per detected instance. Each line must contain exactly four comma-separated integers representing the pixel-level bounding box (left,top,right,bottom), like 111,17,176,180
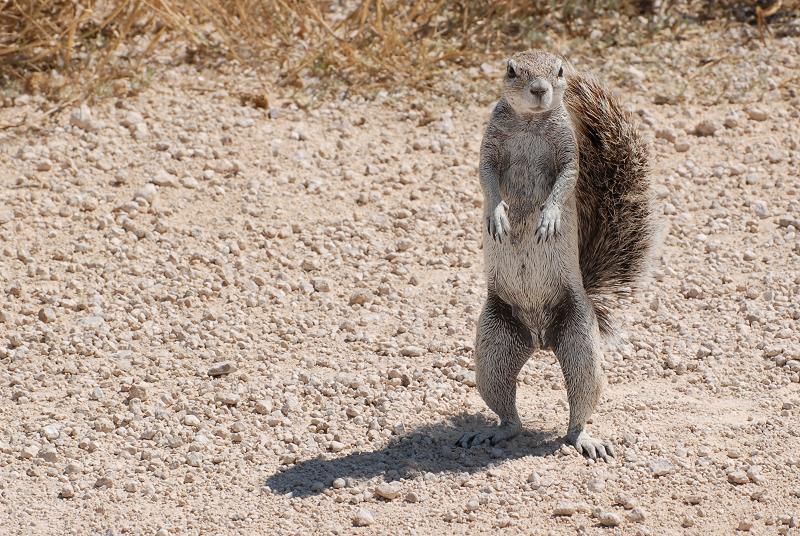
254,399,274,414
674,142,690,153
184,414,201,428
745,172,760,185
628,508,647,523
400,346,424,357
465,497,480,512
59,484,75,499
127,385,147,401
151,170,178,187
599,511,623,527
41,425,60,440
352,508,374,527
215,392,240,406
728,470,750,485
553,502,577,516
649,458,674,477
349,290,371,305
737,520,753,531
587,479,605,492
70,103,96,131
747,109,768,121
94,476,114,489
746,465,764,484
20,445,39,459
311,277,332,292
693,120,721,136
181,176,199,189
375,482,402,500
655,128,677,142
134,183,158,203
38,447,58,462
38,307,56,323
208,361,236,377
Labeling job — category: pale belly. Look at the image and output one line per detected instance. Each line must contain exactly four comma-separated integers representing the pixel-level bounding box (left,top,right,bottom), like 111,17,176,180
483,199,580,329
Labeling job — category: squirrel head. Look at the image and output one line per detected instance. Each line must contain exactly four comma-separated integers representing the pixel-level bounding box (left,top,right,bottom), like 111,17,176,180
503,49,567,116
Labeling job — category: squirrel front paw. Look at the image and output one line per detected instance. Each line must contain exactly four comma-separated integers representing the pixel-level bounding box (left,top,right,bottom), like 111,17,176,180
487,201,511,242
536,203,562,242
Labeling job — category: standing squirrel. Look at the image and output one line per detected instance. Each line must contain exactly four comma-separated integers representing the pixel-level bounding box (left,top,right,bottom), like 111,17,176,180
457,49,657,461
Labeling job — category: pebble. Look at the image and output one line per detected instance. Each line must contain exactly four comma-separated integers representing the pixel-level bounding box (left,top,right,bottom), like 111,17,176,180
59,484,75,499
746,466,764,484
728,470,750,485
41,424,60,440
400,346,424,357
628,508,647,523
352,508,375,527
747,109,768,121
134,183,158,203
375,482,402,500
38,307,56,323
151,170,178,187
693,120,720,136
405,492,420,503
208,362,236,377
655,128,677,142
70,103,96,131
349,290,371,305
553,502,577,516
587,479,605,492
184,414,201,428
94,476,114,489
20,445,38,459
674,142,690,152
215,392,240,406
649,458,674,477
311,277,332,292
599,511,623,527
38,447,57,462
181,176,199,189
254,400,274,414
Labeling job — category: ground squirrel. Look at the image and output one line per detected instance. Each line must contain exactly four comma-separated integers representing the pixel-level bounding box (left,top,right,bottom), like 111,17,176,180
457,49,657,461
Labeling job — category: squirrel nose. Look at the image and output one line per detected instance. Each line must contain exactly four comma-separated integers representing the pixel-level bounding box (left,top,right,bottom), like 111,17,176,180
529,87,546,96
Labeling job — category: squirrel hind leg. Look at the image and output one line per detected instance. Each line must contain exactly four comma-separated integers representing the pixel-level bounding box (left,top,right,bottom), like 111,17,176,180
545,288,615,462
457,293,533,449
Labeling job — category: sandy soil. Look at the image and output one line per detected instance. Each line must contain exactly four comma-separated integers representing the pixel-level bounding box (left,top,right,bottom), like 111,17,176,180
1,20,799,536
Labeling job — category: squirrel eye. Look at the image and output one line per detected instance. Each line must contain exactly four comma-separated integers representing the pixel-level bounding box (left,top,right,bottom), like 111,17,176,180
507,63,517,79
558,66,564,77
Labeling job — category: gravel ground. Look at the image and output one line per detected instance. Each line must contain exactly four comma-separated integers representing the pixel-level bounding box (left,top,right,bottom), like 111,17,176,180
1,21,799,536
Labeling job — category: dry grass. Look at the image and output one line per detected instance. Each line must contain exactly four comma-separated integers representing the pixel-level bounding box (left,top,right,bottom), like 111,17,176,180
0,0,651,101
0,0,792,103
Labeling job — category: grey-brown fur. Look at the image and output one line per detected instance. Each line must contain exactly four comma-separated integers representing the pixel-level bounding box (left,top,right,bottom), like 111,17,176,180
457,49,657,461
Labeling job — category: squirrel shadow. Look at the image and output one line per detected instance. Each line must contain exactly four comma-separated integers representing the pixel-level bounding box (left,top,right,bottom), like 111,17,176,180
265,412,562,498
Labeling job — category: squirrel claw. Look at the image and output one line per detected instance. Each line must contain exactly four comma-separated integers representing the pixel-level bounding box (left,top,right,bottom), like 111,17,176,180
567,430,615,462
487,201,511,242
536,204,562,242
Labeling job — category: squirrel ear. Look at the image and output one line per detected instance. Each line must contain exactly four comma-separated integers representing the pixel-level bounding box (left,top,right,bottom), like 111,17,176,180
507,60,517,79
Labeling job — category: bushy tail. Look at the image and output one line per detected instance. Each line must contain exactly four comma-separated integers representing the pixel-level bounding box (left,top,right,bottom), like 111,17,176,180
565,73,657,336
